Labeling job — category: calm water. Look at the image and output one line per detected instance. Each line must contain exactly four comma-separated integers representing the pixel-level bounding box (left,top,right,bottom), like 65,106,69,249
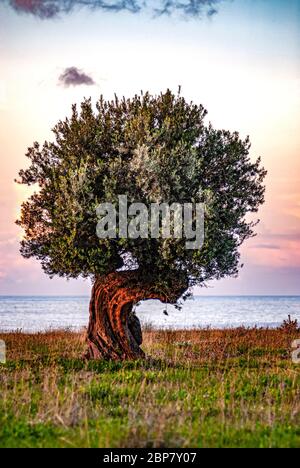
0,296,300,332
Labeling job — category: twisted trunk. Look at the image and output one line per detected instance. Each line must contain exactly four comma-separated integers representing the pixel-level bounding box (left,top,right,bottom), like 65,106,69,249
85,270,187,360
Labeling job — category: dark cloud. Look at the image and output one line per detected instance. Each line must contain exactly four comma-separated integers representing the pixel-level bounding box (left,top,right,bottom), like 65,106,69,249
207,6,218,16
155,0,221,18
9,0,60,18
7,0,223,19
58,67,95,87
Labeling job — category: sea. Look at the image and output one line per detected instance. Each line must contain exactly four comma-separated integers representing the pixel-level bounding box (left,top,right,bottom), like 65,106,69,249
0,295,300,332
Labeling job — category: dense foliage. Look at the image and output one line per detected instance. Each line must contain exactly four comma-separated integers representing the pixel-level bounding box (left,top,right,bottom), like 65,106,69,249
17,90,266,288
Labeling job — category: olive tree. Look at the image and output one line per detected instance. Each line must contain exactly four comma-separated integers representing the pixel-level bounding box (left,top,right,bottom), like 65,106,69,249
17,90,266,360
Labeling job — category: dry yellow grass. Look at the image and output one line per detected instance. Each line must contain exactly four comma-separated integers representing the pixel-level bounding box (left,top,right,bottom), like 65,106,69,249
1,326,296,364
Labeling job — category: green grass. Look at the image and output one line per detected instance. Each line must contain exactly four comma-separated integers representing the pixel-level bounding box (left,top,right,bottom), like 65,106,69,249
0,328,299,448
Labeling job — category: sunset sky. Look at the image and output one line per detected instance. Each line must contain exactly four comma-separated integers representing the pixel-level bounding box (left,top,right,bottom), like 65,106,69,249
0,0,299,296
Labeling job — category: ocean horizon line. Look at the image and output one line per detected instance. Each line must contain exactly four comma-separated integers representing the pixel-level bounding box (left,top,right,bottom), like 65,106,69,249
0,294,299,298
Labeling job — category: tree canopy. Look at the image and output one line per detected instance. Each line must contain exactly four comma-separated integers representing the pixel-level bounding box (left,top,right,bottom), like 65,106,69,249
17,90,267,289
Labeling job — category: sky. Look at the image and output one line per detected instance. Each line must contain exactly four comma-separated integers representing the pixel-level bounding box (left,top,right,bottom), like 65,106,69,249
0,0,299,296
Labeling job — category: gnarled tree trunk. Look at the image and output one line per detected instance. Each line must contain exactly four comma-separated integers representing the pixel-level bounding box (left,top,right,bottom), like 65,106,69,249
85,270,187,360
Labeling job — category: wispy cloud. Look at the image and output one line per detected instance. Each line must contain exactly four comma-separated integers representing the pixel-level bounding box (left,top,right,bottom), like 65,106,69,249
264,232,300,242
244,229,300,270
7,0,224,19
58,67,95,87
251,244,281,250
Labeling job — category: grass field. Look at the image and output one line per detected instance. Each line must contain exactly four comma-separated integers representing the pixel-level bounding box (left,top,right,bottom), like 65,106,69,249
0,326,299,448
